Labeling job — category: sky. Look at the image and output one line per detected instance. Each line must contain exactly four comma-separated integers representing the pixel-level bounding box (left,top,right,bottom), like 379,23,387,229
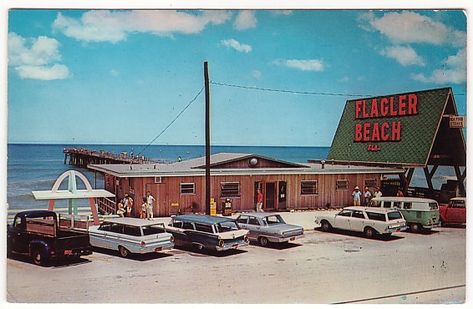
7,9,467,146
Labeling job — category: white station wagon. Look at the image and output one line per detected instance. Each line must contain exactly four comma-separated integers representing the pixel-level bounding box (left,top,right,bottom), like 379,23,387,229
89,218,174,258
315,206,407,238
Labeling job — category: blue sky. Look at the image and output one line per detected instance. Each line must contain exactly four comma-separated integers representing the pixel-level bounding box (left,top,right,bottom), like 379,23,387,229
7,9,466,146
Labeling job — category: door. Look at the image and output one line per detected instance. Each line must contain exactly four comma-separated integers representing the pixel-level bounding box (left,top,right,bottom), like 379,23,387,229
349,210,367,232
10,216,28,253
278,181,287,210
265,183,276,210
334,209,352,230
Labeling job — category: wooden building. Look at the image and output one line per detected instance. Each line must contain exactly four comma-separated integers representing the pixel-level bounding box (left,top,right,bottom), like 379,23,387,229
88,153,403,217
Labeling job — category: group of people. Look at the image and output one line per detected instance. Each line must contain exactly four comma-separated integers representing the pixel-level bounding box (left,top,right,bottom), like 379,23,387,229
352,186,383,206
117,191,156,220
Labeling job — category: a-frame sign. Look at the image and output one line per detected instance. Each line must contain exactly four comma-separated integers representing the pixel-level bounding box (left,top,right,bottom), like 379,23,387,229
327,87,465,195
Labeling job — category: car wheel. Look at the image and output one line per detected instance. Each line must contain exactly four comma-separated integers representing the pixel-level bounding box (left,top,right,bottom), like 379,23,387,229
321,220,332,232
364,227,376,239
118,246,130,258
32,249,48,266
410,223,421,233
258,236,269,247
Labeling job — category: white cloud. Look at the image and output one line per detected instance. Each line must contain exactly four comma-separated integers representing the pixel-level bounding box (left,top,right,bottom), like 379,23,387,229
221,38,252,53
271,10,293,16
53,10,232,43
8,32,70,80
252,70,262,80
110,69,119,77
275,59,325,72
359,11,466,47
380,45,425,66
234,10,257,30
411,49,466,84
15,64,71,80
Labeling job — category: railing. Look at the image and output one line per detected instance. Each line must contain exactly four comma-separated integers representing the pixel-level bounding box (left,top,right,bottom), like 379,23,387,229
97,197,117,215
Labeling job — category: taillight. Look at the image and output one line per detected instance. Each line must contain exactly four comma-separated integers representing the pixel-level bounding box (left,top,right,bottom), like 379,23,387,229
170,235,175,243
218,239,224,247
140,241,146,247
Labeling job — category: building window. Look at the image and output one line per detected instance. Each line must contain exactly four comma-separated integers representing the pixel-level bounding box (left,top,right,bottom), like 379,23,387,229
221,182,240,197
180,183,195,195
301,180,318,195
365,178,377,188
336,179,349,190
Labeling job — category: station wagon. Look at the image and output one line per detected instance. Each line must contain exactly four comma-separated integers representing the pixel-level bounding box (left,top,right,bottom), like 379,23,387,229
167,214,249,251
236,213,304,246
89,217,174,258
369,197,440,232
315,206,407,238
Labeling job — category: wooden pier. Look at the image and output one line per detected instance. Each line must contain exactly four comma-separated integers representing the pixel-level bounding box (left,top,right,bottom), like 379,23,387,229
63,147,155,167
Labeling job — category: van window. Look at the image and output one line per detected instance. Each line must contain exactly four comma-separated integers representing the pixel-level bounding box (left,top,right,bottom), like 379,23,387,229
194,223,213,233
123,225,142,237
217,221,239,233
383,201,392,208
393,202,401,208
451,200,465,208
182,222,194,230
366,212,386,221
142,224,165,235
404,202,412,209
387,211,403,220
237,216,248,224
352,211,365,219
429,203,439,210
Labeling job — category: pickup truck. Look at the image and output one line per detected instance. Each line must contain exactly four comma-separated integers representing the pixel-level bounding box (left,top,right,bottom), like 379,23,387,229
439,197,466,226
7,210,92,266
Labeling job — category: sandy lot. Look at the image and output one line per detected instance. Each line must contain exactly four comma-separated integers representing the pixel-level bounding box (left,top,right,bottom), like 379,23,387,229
7,226,465,304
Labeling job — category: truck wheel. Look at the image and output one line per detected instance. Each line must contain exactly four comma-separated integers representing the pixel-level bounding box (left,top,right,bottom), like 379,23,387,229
364,227,376,239
410,223,421,233
258,236,269,247
118,246,130,258
321,220,332,232
32,249,48,266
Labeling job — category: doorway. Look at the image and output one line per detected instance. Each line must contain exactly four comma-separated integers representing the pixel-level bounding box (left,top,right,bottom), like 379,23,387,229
278,181,287,210
265,182,276,210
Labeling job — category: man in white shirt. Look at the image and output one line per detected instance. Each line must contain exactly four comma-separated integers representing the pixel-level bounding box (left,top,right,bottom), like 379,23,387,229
146,191,155,220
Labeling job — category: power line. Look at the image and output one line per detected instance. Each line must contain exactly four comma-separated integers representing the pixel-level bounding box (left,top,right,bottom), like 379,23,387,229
135,87,204,158
210,80,374,97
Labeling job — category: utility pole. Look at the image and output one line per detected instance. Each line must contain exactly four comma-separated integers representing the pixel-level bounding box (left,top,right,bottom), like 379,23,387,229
204,61,211,215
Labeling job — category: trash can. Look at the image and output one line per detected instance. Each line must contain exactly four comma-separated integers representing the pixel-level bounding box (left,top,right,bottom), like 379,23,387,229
223,198,232,216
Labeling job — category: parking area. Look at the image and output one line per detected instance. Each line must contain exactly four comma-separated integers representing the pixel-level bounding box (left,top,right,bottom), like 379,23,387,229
7,225,465,304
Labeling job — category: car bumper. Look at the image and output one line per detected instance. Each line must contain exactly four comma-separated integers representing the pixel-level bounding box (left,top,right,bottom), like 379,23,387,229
54,248,93,259
269,234,304,243
136,242,174,254
385,225,408,233
422,223,440,229
216,240,249,251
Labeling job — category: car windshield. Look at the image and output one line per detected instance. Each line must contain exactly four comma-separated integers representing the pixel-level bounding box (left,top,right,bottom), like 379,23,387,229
262,215,285,225
387,211,403,220
216,221,239,233
429,202,439,210
451,200,465,208
142,223,165,236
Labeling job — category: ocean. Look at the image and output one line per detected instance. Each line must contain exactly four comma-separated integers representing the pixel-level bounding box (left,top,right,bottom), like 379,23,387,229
6,143,457,211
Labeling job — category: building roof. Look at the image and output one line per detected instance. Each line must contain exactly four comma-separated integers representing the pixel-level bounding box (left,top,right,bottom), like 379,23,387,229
173,214,235,225
88,152,404,178
32,189,115,200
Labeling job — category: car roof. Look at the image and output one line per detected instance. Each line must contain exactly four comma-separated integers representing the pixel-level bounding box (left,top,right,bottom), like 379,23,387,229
173,214,235,225
15,210,57,218
103,217,165,227
343,206,399,213
371,196,437,203
238,212,281,218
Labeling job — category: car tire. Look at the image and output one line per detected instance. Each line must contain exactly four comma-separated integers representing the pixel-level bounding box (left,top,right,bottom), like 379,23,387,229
410,223,421,233
364,227,376,239
320,220,332,232
118,246,130,258
32,248,48,266
258,236,269,247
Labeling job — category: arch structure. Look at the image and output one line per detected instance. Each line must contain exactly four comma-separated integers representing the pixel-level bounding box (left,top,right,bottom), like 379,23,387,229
32,170,115,225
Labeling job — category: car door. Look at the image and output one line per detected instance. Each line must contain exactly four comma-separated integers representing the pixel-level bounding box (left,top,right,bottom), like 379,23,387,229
349,210,367,232
107,223,124,250
10,215,28,253
236,215,249,230
333,210,352,230
246,216,262,239
448,200,465,223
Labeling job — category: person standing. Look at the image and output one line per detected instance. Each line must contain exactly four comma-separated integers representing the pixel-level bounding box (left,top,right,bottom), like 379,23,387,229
363,186,372,206
373,187,383,207
117,201,125,217
256,189,264,212
352,186,362,206
146,191,155,220
140,197,147,219
122,195,129,217
126,195,133,217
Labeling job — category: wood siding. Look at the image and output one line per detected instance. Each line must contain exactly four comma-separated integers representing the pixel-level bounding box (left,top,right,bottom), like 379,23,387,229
105,172,382,217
